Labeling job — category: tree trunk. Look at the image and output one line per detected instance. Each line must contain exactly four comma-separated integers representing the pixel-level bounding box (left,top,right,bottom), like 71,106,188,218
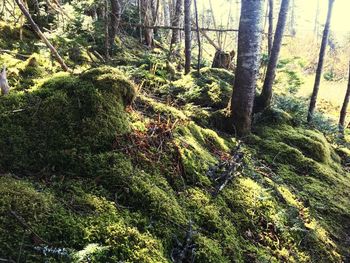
339,61,350,132
104,0,110,59
307,0,335,123
170,0,183,47
289,0,296,36
255,0,290,112
212,50,235,70
141,0,154,47
184,0,191,74
14,0,69,72
109,0,121,49
267,0,273,56
193,0,201,73
231,0,264,137
314,0,320,39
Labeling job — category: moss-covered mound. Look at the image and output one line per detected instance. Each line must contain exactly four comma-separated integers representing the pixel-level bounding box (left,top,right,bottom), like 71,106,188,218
0,66,135,174
158,67,234,109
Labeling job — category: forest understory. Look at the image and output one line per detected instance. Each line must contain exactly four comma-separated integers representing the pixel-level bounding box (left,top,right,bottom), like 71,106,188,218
0,0,350,262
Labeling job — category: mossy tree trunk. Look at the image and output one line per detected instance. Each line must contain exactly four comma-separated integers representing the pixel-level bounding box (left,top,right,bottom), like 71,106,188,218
14,0,69,72
307,0,335,123
184,0,191,74
255,0,290,112
339,61,350,133
231,0,264,137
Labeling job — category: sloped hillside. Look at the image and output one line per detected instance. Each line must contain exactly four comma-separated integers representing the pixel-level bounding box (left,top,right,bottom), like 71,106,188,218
0,59,349,262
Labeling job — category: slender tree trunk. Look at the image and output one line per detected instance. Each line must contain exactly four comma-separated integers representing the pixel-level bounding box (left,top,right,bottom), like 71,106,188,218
109,0,121,49
104,0,110,59
289,0,296,36
314,0,320,39
14,0,69,72
267,0,273,56
255,0,290,112
193,0,201,73
339,61,350,132
307,0,335,123
184,0,191,74
170,0,183,48
231,0,264,137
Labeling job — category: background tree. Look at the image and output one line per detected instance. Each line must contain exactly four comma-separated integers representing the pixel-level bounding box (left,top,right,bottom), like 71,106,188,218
339,61,350,132
141,0,154,47
307,0,335,122
267,0,274,56
255,0,290,112
184,0,192,74
169,0,183,55
109,0,121,50
231,0,264,137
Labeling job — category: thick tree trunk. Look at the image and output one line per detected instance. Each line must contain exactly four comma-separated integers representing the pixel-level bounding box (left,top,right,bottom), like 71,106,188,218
339,62,350,132
231,0,264,137
255,0,290,112
170,0,183,47
14,0,69,72
307,0,335,123
184,0,191,74
267,0,273,56
109,0,121,49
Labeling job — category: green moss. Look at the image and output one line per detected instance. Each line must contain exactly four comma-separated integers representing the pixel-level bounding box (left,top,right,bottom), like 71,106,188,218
159,67,233,109
0,66,136,174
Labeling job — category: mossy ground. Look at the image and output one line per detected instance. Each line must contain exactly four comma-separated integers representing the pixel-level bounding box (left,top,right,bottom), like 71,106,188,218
0,35,349,263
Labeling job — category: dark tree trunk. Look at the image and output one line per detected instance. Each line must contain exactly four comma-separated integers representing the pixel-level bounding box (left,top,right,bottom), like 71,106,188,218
255,0,290,112
109,0,121,49
339,61,350,132
267,0,273,56
307,0,335,123
170,0,183,47
231,0,264,137
14,0,69,72
193,0,201,73
184,0,191,74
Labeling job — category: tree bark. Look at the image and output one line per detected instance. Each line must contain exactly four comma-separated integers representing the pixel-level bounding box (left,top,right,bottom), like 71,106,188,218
184,0,191,74
104,0,110,59
193,0,201,73
14,0,69,72
267,0,273,56
255,0,290,112
110,0,121,49
170,0,183,47
141,0,154,47
307,0,335,123
231,0,264,137
339,61,350,132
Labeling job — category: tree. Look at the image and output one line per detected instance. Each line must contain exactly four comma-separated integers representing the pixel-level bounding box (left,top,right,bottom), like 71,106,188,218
109,0,121,50
339,61,350,133
169,0,183,53
307,0,335,123
267,0,274,56
14,0,69,72
193,0,201,73
255,0,290,112
141,0,154,47
231,0,264,137
184,0,191,74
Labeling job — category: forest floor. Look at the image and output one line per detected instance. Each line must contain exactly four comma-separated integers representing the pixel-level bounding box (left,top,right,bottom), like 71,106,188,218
0,25,350,263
